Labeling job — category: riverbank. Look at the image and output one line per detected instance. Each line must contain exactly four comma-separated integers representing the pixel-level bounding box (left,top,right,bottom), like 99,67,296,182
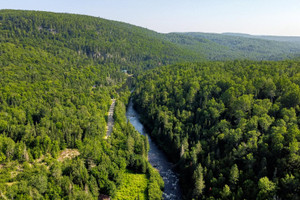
126,99,182,200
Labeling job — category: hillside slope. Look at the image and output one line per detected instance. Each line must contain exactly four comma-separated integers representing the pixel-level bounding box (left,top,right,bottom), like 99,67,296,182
0,10,164,199
223,32,300,44
1,9,300,68
0,9,300,199
0,9,203,72
167,32,300,60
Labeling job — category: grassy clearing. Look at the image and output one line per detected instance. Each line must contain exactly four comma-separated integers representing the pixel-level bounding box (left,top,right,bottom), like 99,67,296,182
114,170,148,200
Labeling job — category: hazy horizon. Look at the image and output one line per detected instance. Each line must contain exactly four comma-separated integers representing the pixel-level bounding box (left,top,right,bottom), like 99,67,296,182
2,0,300,37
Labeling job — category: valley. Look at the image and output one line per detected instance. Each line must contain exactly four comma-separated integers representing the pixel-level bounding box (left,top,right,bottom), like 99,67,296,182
0,9,299,200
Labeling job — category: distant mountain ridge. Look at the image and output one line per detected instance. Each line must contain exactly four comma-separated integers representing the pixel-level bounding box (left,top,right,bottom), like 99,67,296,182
223,32,300,43
1,9,300,68
169,32,300,60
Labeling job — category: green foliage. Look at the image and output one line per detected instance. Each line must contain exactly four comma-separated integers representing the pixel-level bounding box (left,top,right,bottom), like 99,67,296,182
114,170,148,200
220,184,231,199
0,9,203,73
0,10,164,200
133,60,300,199
257,177,276,200
170,32,300,60
2,9,300,200
229,164,239,185
147,166,164,200
193,164,205,198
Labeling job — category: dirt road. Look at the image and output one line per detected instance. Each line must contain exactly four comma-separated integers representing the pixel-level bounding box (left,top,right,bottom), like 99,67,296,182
106,99,116,138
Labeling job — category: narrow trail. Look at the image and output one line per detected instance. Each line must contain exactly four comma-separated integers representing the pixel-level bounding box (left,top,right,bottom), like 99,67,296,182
105,99,116,139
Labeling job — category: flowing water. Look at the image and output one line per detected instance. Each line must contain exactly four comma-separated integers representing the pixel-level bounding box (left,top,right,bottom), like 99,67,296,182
126,100,182,200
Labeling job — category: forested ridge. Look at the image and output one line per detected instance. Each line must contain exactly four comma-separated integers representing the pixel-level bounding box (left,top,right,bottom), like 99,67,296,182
133,61,300,199
0,9,300,200
165,33,300,60
0,9,203,72
223,33,300,44
0,10,163,199
1,9,300,69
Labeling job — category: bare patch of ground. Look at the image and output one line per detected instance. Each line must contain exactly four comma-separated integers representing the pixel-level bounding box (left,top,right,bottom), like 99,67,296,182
57,149,80,162
5,182,17,186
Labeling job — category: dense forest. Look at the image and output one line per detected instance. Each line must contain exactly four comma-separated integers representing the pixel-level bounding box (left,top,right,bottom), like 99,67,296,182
133,61,300,199
0,10,163,199
166,33,300,60
1,9,300,200
223,33,300,44
1,9,300,70
0,9,202,73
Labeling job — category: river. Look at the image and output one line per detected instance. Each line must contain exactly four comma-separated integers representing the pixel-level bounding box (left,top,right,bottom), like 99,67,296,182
126,100,182,200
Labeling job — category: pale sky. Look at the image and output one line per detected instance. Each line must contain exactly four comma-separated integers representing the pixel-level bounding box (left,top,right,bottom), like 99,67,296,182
1,0,300,36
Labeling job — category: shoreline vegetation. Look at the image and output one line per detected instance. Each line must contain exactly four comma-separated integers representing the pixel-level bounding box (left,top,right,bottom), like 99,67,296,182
0,9,299,200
